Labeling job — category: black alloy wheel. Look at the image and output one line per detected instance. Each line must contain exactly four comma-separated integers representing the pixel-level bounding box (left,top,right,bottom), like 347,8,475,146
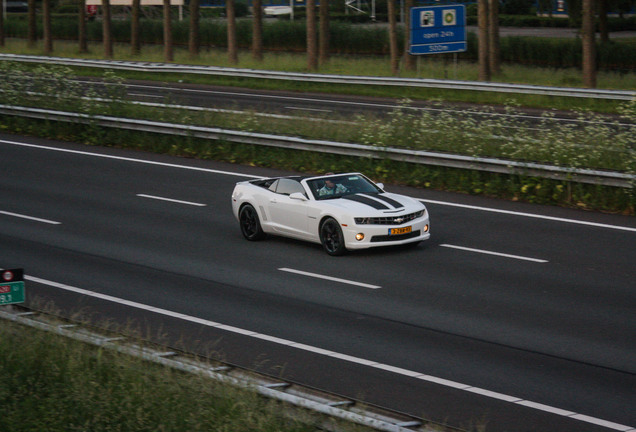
320,218,346,256
239,204,265,241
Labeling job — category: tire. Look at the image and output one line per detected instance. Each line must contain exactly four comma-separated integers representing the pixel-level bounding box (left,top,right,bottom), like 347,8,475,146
239,204,265,241
320,218,347,256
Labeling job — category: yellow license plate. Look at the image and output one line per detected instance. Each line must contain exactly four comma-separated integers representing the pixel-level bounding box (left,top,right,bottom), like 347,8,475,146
389,226,412,236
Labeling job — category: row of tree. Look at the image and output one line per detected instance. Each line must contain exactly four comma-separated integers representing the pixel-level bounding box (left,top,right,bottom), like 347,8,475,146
0,0,601,87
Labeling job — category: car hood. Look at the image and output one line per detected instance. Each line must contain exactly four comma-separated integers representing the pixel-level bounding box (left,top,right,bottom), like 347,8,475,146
322,192,424,215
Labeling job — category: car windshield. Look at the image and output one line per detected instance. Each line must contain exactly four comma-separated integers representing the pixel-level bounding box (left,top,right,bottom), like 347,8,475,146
307,174,381,200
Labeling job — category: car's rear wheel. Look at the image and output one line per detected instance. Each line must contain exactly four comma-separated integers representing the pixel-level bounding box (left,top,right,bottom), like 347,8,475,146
239,204,265,241
320,218,346,256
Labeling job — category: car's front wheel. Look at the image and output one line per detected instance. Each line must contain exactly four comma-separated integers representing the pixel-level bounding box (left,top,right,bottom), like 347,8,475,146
320,218,346,256
239,204,265,241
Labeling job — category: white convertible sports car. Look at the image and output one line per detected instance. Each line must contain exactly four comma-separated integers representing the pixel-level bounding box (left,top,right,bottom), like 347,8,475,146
231,172,430,255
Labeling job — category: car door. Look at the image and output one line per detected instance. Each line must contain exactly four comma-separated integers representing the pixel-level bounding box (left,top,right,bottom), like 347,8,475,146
268,179,311,239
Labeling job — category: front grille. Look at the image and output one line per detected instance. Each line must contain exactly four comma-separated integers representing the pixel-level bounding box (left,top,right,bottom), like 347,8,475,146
355,210,425,226
370,230,421,243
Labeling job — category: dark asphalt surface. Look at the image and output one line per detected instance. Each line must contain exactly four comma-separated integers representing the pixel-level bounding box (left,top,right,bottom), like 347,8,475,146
1,134,635,431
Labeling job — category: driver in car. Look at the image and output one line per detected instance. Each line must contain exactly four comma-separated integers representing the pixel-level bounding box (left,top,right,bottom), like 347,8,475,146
319,177,347,196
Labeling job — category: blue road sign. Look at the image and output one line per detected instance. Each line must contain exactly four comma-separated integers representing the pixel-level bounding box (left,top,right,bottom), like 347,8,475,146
410,5,467,55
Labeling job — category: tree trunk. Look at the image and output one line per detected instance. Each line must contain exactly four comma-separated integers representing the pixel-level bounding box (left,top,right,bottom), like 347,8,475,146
598,0,609,43
102,0,113,58
488,0,500,75
582,0,596,88
0,0,5,47
252,0,263,61
387,0,399,75
227,0,238,64
478,0,490,81
306,0,318,70
403,0,415,71
131,0,141,55
319,0,329,65
79,0,88,53
189,0,200,58
28,0,36,47
163,0,173,62
43,0,53,53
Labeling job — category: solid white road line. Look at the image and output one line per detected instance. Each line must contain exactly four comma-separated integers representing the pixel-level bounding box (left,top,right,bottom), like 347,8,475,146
1,140,262,179
0,210,61,225
137,194,207,207
127,93,163,98
285,106,333,113
126,100,352,124
25,274,635,432
440,244,549,263
279,267,381,289
4,139,634,233
421,199,636,233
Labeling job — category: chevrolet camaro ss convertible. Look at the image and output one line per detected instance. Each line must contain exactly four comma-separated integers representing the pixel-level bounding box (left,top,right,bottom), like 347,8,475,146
231,172,430,255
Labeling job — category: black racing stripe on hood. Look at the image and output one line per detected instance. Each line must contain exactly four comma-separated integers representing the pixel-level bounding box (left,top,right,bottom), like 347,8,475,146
343,194,390,210
367,194,404,209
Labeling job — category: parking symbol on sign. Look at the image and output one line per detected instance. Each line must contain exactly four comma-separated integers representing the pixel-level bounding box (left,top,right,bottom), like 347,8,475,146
443,9,456,25
420,11,434,27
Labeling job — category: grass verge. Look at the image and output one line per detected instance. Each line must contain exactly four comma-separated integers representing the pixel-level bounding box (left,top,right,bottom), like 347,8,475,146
0,311,374,432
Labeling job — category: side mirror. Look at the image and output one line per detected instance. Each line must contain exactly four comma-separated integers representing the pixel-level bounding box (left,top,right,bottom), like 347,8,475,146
376,183,385,190
290,192,308,201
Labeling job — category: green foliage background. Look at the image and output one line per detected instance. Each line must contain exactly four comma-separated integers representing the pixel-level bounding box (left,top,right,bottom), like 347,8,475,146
3,14,636,71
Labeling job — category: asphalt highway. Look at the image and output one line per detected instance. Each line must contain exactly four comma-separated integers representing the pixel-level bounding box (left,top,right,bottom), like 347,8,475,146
1,134,635,432
80,78,631,131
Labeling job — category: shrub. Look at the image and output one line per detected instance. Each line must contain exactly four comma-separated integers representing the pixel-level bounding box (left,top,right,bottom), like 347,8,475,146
501,0,534,15
233,0,250,18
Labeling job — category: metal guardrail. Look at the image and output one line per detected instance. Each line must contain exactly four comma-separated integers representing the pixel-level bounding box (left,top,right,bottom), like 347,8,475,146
1,104,634,188
1,53,635,101
0,305,444,432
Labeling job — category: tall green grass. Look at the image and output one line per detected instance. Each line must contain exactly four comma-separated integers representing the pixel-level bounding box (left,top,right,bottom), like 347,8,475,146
0,319,319,432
